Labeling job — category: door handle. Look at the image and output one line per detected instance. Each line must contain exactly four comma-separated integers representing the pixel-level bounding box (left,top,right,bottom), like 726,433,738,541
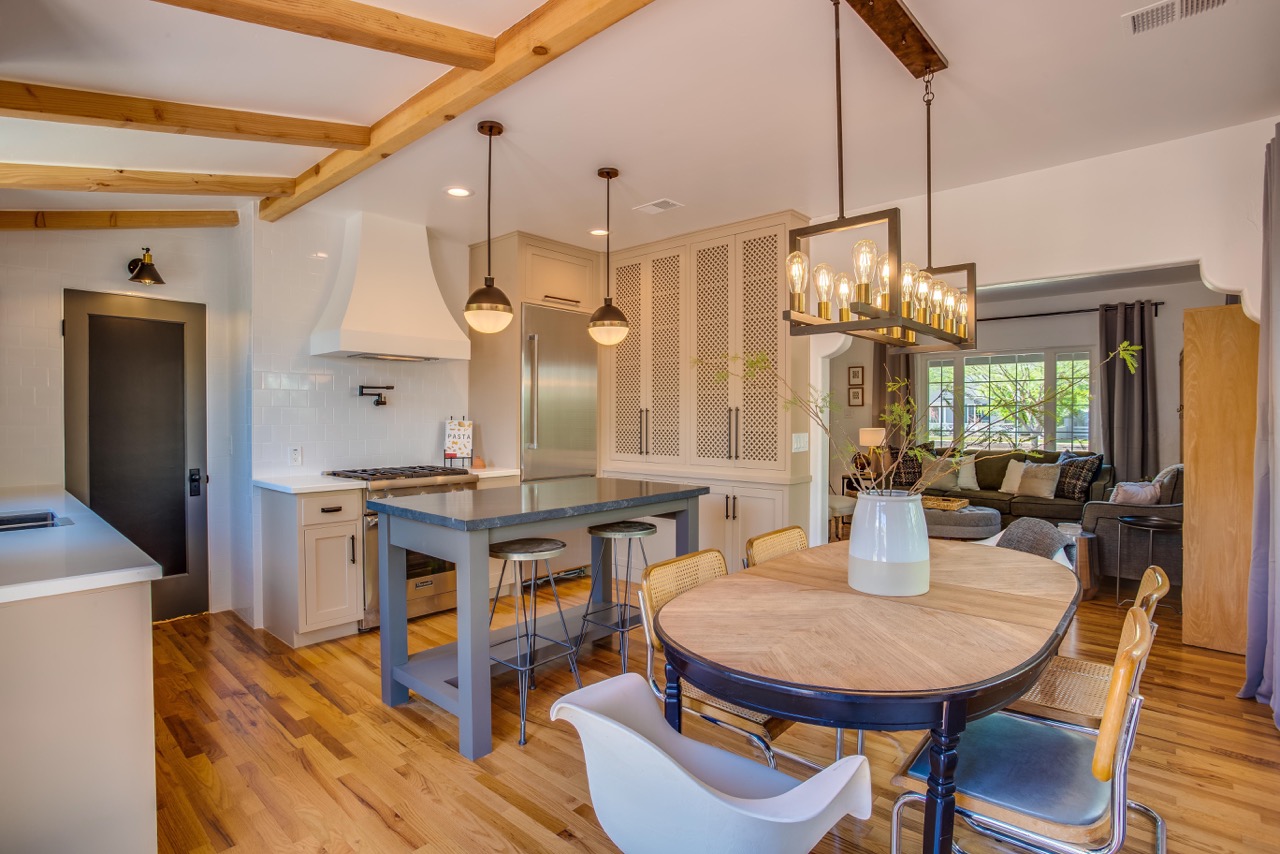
188,468,201,497
727,407,733,459
732,495,738,520
349,534,356,564
725,495,730,520
734,408,741,460
528,334,539,450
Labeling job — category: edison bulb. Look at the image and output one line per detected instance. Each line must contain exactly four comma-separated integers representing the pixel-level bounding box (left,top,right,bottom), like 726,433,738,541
943,289,957,318
812,263,835,319
931,281,944,314
835,272,853,321
852,240,877,286
873,253,894,306
914,270,932,304
786,251,809,313
901,263,919,299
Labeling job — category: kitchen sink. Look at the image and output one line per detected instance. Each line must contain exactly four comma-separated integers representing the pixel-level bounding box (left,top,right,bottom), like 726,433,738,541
0,510,74,532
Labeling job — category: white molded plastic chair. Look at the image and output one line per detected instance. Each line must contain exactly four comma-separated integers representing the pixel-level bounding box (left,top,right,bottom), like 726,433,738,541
551,673,872,854
975,529,1073,568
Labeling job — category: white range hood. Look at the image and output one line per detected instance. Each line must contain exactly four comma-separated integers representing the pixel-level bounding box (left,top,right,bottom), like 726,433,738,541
310,212,471,362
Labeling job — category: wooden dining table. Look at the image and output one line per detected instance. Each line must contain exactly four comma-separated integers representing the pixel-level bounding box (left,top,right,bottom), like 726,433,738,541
654,539,1080,854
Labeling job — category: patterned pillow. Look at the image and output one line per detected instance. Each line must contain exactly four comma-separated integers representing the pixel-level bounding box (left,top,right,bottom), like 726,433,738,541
891,450,925,489
1056,454,1102,501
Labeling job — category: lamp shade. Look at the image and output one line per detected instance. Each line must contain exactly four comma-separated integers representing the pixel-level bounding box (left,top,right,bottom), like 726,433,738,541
859,427,886,447
127,248,164,285
587,298,629,345
463,276,513,333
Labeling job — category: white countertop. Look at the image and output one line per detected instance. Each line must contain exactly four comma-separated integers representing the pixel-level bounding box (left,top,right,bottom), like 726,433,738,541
252,474,367,494
0,485,162,604
475,468,520,479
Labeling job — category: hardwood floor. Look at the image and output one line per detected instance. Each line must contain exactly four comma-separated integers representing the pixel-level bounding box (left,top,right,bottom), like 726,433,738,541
154,579,1280,853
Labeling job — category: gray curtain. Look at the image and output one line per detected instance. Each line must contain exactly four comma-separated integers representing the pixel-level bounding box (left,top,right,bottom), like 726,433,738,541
872,344,913,445
1098,301,1158,481
1240,125,1279,728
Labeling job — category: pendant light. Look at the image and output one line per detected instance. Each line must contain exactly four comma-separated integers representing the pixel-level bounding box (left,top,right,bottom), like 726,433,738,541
587,167,629,346
463,120,514,334
126,247,164,285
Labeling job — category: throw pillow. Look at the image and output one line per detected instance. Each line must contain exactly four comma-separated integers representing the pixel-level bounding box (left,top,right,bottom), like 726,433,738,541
999,459,1026,494
956,455,979,491
1056,454,1103,502
1016,462,1062,499
1111,481,1161,505
918,455,959,491
891,450,924,489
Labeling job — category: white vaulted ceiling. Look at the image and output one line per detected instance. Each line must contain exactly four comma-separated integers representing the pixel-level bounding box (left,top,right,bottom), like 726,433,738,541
1,0,1278,250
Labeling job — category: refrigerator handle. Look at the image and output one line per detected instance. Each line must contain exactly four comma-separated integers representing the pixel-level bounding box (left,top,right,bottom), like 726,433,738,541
528,334,539,450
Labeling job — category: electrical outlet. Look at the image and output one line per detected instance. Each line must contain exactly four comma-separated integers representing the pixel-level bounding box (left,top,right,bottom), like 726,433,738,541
288,445,303,467
791,432,809,452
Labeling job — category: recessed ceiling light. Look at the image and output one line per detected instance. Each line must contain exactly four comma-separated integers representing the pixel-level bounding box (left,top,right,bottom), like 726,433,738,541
446,187,473,198
590,228,609,236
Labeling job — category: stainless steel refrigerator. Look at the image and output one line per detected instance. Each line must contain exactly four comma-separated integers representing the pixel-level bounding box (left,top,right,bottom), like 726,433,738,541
521,304,598,481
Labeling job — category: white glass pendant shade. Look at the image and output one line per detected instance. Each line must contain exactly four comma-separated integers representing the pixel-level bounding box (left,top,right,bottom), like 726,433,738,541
464,276,514,333
588,298,630,345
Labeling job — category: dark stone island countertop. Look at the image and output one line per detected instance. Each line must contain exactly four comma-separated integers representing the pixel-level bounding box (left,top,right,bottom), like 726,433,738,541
366,476,709,531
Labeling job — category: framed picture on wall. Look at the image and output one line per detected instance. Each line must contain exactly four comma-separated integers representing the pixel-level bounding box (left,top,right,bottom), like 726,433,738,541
848,366,864,386
848,387,865,407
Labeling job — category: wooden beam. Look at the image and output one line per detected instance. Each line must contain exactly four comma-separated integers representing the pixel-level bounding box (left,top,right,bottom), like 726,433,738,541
0,81,369,150
151,0,496,69
844,0,947,79
259,0,656,222
0,163,294,197
0,210,240,230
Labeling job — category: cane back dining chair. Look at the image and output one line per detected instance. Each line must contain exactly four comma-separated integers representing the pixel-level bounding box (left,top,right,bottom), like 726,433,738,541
551,673,872,854
890,606,1163,854
638,549,820,770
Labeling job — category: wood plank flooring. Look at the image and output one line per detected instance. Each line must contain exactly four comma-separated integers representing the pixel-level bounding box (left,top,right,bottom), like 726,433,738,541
154,579,1280,853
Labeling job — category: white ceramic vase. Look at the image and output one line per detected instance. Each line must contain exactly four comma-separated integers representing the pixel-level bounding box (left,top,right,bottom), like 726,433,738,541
847,490,930,596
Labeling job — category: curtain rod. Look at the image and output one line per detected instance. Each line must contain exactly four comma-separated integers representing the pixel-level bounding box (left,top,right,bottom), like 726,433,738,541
977,301,1164,323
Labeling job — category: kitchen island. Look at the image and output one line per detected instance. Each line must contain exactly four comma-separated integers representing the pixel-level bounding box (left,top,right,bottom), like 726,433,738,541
0,485,162,854
368,476,707,759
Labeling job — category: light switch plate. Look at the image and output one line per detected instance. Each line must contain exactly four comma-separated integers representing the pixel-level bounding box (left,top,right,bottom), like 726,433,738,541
288,445,303,467
791,432,809,452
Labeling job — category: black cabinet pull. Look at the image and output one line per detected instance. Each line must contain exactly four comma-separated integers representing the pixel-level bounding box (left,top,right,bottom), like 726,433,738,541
727,407,733,459
349,534,356,564
321,506,342,513
725,495,730,520
643,409,650,456
639,407,644,455
732,495,738,520
734,408,741,460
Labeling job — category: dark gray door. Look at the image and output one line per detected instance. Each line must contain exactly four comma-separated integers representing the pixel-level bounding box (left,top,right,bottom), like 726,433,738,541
64,290,208,620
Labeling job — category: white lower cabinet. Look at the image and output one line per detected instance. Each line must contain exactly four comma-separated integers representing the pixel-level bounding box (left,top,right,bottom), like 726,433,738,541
697,484,785,570
262,488,364,648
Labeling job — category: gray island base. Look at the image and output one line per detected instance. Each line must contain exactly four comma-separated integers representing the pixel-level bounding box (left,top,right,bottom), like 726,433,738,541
367,476,707,760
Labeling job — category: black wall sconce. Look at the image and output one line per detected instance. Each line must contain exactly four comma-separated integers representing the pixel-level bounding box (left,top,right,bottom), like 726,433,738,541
359,385,393,406
127,247,165,285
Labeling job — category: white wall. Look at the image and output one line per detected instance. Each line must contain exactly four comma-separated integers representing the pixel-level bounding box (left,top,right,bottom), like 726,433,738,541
827,336,877,489
0,226,244,613
245,209,471,626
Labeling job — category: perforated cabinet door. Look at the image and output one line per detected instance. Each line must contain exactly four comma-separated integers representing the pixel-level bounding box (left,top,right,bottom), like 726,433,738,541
735,225,787,470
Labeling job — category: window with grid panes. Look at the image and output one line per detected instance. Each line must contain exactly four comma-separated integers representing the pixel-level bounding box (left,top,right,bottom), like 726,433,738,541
922,349,1093,451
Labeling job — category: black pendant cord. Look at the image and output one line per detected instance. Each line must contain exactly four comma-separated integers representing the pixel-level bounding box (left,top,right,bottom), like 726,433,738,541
486,131,493,278
924,69,935,270
605,175,612,300
833,0,845,220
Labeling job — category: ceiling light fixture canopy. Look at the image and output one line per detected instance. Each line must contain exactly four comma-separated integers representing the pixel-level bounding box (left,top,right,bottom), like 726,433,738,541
782,0,976,353
127,247,164,285
463,120,514,334
588,167,629,346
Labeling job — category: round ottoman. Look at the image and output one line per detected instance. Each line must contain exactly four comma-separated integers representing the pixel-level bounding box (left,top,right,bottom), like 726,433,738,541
923,505,1001,540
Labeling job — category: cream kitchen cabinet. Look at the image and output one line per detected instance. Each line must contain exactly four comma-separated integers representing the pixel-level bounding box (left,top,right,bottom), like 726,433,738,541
262,488,364,648
697,483,786,571
604,243,686,464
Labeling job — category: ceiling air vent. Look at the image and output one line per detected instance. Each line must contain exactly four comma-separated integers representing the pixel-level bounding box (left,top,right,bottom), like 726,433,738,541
633,198,684,215
1126,1,1176,34
1124,0,1229,34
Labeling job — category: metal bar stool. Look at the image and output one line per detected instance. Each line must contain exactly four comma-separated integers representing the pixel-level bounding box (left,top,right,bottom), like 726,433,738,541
488,537,582,745
577,521,655,672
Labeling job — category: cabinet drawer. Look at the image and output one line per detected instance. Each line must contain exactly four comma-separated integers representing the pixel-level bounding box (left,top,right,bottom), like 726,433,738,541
301,492,363,526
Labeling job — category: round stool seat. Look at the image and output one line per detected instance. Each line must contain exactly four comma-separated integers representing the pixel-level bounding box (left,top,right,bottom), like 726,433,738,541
587,521,658,539
490,537,566,562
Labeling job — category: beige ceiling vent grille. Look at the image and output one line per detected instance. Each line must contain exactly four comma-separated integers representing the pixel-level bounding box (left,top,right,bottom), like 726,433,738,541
1126,1,1177,33
633,198,684,215
1181,0,1228,17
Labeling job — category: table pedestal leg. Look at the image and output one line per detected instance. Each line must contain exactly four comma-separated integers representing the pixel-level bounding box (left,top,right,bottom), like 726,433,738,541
664,660,682,732
922,700,965,854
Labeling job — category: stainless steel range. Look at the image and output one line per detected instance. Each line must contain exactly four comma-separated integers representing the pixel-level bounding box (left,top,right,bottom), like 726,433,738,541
325,465,479,629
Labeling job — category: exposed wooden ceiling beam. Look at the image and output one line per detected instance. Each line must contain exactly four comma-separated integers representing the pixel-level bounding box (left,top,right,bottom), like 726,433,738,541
259,0,657,222
151,0,497,69
844,0,947,79
0,163,294,197
0,81,369,150
0,210,239,230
